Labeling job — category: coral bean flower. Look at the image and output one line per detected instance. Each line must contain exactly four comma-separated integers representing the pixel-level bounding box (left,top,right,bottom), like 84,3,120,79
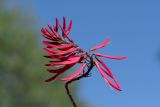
41,17,127,91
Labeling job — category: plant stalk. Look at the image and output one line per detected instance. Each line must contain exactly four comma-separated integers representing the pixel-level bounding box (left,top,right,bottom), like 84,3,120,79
65,57,94,107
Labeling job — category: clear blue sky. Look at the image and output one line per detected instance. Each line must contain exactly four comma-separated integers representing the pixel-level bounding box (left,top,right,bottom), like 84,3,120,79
17,0,160,107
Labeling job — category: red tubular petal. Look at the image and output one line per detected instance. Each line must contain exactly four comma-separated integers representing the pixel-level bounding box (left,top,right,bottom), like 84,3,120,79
90,38,110,51
47,53,76,61
66,20,72,35
43,41,60,45
46,56,80,66
47,24,54,32
54,18,59,32
98,64,112,77
95,57,122,91
95,56,124,88
95,62,121,91
41,34,53,40
44,48,56,55
57,44,74,50
41,28,49,35
42,27,59,39
50,28,60,38
99,64,120,89
61,63,86,81
59,23,73,43
45,71,65,82
95,56,113,77
47,24,59,38
63,16,66,31
94,53,127,60
45,63,76,82
44,47,75,55
41,28,52,37
43,41,57,48
43,41,74,50
47,63,75,73
67,20,72,33
44,28,55,37
52,47,79,55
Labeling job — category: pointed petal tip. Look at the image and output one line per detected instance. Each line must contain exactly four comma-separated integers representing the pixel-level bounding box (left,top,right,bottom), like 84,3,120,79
56,18,59,24
115,86,122,91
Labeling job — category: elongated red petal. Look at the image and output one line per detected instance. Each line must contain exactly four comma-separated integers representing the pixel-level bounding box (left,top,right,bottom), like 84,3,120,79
41,34,53,40
90,38,110,51
61,63,86,81
45,71,65,82
47,24,53,31
43,41,57,48
58,44,74,50
44,48,56,55
49,55,77,63
47,63,75,73
63,16,66,31
98,64,112,77
99,64,120,89
45,28,56,37
51,28,60,38
95,62,121,91
68,20,72,32
59,23,73,43
95,57,122,90
66,20,72,35
47,24,59,39
94,53,127,60
54,18,59,32
51,47,79,55
46,56,80,66
43,41,74,50
41,28,50,36
44,47,78,55
45,63,77,82
95,56,113,77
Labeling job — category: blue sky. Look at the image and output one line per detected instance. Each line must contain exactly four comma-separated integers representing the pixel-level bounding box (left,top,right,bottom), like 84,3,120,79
16,0,160,107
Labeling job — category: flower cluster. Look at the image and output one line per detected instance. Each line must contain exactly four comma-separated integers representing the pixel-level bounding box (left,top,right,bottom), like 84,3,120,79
41,17,127,91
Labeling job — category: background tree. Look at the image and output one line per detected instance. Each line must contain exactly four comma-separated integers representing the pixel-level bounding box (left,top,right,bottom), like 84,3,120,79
0,1,85,107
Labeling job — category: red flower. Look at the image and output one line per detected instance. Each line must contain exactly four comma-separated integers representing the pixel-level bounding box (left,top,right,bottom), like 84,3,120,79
41,17,127,91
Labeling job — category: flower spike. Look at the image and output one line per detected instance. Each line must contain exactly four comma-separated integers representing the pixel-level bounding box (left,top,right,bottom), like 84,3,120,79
41,17,127,107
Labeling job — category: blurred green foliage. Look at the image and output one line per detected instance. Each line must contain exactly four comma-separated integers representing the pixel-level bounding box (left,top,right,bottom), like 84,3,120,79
0,1,85,107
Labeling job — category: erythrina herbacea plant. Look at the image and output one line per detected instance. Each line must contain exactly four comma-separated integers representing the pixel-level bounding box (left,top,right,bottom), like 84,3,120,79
41,17,127,107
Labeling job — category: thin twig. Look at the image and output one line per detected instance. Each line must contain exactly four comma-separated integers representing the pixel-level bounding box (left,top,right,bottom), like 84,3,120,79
65,57,94,107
